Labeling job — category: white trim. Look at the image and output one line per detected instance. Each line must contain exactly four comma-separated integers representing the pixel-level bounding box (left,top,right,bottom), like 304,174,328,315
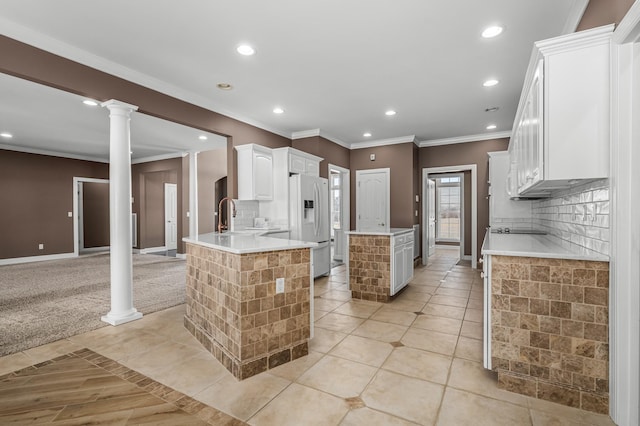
328,163,350,262
131,152,187,164
139,246,168,254
613,0,640,44
423,165,477,270
73,177,109,257
80,246,110,253
176,253,187,260
418,131,511,148
0,143,109,163
560,0,590,35
0,16,291,140
610,5,640,424
291,128,351,149
351,135,417,149
0,252,76,266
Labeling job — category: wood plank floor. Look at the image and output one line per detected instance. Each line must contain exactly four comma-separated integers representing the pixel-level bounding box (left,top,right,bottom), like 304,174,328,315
0,348,244,425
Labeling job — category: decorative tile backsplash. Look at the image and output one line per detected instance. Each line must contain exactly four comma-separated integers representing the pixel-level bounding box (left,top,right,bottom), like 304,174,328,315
532,179,610,256
230,200,259,230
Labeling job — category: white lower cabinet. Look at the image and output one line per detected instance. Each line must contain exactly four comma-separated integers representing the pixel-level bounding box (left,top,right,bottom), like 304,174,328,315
482,254,492,370
391,232,414,296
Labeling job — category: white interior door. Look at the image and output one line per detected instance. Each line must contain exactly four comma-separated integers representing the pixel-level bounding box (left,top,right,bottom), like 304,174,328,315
356,168,390,232
164,183,177,250
427,178,436,258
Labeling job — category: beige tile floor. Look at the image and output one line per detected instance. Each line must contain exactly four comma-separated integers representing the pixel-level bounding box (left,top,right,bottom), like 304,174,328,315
0,247,617,425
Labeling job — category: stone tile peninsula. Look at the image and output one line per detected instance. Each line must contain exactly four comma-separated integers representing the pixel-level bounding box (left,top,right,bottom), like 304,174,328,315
183,232,316,380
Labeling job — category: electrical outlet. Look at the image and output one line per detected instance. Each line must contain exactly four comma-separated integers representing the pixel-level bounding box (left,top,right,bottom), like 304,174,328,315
68,211,73,217
276,278,285,294
38,243,44,250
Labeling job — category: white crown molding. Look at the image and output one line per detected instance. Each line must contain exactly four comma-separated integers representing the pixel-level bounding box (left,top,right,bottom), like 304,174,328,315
613,0,640,44
0,143,109,163
291,128,351,149
131,152,186,165
561,0,590,35
0,16,292,140
351,135,417,150
418,131,511,148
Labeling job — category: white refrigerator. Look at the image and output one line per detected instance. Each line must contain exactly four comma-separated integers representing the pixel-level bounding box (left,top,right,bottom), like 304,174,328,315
289,174,330,277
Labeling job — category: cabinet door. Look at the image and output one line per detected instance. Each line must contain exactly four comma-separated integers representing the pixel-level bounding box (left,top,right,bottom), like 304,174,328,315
403,243,414,284
393,243,404,295
253,152,273,200
305,159,320,176
289,154,306,174
529,60,544,185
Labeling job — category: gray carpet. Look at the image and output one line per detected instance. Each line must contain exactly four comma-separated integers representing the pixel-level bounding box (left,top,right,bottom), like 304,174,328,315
0,253,186,356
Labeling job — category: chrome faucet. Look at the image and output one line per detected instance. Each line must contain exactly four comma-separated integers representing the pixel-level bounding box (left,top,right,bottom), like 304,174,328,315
217,197,237,233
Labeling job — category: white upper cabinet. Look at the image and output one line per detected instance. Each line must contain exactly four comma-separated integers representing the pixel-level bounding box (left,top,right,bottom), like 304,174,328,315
509,25,614,197
287,150,322,176
235,144,273,200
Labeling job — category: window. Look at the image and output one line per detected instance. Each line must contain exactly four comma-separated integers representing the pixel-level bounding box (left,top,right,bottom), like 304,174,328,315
329,172,341,239
436,176,460,241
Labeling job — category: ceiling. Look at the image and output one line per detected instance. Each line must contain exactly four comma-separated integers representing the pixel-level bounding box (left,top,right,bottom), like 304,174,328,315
0,0,587,157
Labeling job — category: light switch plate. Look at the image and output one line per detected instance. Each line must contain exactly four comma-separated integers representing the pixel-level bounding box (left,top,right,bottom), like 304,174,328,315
276,278,285,294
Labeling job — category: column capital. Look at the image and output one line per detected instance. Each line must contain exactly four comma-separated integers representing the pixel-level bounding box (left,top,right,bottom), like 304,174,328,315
101,99,139,113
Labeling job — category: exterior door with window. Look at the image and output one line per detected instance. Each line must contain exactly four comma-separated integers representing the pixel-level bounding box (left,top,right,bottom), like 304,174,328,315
164,183,178,250
330,171,344,260
427,179,436,257
356,169,390,232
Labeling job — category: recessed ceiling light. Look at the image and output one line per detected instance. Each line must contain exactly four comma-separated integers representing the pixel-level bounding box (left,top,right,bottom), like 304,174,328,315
482,26,504,38
237,44,256,56
363,132,372,137
273,107,284,114
82,99,98,106
199,135,208,140
486,124,497,130
485,107,500,112
483,79,499,87
217,83,233,90
385,110,396,116
0,132,13,138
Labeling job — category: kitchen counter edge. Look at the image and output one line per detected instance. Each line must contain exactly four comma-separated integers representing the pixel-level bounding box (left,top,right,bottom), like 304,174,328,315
346,228,414,236
183,233,317,255
481,232,609,262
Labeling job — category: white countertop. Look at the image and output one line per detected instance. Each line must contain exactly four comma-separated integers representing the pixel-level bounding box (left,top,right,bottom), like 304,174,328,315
481,232,608,261
184,232,316,254
346,228,414,236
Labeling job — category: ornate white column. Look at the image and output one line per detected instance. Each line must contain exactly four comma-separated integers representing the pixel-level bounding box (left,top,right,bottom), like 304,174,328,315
101,99,142,326
189,151,199,238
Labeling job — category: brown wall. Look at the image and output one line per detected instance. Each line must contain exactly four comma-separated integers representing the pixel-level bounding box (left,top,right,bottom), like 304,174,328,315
82,182,109,248
132,157,181,249
292,136,350,178
197,148,227,234
577,0,635,31
350,142,416,229
419,138,509,263
0,150,108,259
0,35,291,201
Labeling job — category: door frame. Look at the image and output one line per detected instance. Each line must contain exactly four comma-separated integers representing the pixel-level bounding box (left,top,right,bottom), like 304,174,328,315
164,183,178,250
422,165,477,269
328,164,350,262
429,172,465,260
355,168,390,231
73,177,109,256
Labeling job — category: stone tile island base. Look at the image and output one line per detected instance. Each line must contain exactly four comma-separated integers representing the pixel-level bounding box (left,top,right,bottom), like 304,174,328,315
490,255,610,414
348,235,392,302
184,243,310,380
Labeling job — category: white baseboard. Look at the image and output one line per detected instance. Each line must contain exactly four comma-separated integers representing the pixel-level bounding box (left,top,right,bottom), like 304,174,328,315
0,252,76,266
80,246,110,253
176,253,187,259
462,255,472,260
140,246,167,254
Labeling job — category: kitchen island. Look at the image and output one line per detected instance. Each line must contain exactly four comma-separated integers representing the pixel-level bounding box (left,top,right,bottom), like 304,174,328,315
481,232,610,414
346,228,414,302
183,232,316,380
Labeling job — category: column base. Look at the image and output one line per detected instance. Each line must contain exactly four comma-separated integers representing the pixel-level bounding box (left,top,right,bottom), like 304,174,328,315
101,310,143,326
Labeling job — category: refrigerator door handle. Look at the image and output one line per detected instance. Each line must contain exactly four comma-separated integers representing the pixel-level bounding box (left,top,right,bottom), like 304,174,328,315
313,182,320,237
